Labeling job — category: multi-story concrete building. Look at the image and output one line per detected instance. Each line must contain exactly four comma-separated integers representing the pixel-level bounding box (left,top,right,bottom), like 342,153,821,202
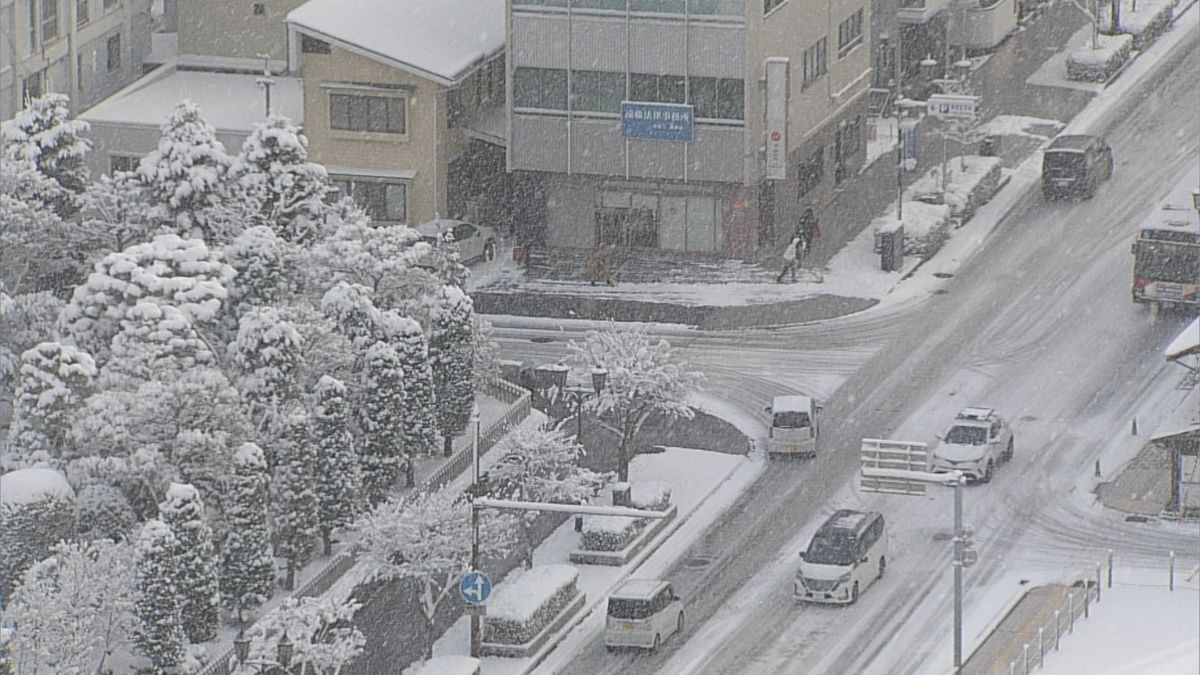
285,0,508,227
177,0,306,63
506,0,871,258
0,0,153,121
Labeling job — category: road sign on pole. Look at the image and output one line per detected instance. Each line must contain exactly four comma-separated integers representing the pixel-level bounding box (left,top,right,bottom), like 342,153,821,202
459,570,492,605
926,93,980,120
860,438,930,495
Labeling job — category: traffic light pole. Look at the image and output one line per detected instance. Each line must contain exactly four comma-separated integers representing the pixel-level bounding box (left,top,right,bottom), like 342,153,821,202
952,476,964,673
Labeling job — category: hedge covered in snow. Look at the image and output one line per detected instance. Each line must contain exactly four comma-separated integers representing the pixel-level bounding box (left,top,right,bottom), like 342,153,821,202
0,468,76,595
1067,34,1133,82
1100,0,1173,49
580,515,643,552
483,565,580,645
872,200,954,259
906,156,1003,225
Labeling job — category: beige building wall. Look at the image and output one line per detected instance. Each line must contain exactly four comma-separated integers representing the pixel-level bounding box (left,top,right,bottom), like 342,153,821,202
177,0,303,61
299,44,448,225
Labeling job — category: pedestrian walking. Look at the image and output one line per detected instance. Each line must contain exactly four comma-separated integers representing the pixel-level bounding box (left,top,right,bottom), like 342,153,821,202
777,235,803,283
585,244,619,286
798,206,820,252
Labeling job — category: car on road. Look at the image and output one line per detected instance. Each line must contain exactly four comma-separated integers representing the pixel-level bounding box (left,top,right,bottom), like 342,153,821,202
604,578,685,652
795,509,886,604
414,218,499,263
928,406,1014,483
1042,134,1114,200
765,394,823,458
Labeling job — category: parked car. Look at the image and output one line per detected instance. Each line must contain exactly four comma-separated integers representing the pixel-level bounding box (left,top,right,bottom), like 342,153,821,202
414,218,499,263
794,509,887,604
765,395,823,458
928,406,1014,483
1042,134,1114,200
604,578,684,652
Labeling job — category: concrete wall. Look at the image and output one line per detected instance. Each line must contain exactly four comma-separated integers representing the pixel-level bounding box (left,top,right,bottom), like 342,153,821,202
177,0,304,61
82,120,246,178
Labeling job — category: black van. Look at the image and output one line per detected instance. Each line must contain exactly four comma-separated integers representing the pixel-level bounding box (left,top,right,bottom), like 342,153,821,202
1042,134,1114,200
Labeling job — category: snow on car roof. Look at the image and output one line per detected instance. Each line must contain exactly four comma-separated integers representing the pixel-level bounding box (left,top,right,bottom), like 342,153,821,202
414,218,469,236
772,395,812,412
824,509,870,532
957,407,995,420
610,578,668,600
1046,134,1098,152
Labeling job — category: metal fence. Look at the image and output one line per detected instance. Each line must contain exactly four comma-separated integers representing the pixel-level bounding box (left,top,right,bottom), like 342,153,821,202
423,384,533,493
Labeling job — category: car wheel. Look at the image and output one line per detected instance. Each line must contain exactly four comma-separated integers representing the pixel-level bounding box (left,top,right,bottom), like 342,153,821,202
1085,178,1097,200
1005,438,1014,462
606,645,617,654
483,241,497,262
982,460,994,483
652,634,661,652
850,582,860,604
878,556,887,579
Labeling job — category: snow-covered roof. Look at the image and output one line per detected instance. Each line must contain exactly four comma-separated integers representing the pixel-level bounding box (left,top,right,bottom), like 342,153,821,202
1165,316,1200,361
0,468,75,506
287,0,505,86
610,578,669,601
772,395,812,413
80,67,304,134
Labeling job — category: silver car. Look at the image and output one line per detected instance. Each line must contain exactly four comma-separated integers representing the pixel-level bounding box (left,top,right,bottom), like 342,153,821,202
414,218,499,263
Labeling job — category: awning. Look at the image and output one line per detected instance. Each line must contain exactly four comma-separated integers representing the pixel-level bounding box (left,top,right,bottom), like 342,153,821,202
1165,316,1200,361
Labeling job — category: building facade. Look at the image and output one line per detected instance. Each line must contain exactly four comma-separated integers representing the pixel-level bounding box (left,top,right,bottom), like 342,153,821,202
506,0,871,258
176,0,305,62
0,0,152,121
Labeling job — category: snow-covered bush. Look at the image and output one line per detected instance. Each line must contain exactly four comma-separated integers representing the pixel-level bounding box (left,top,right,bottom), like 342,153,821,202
234,114,334,245
872,200,953,258
224,225,290,312
230,306,303,408
272,410,320,590
1,92,91,214
905,155,1003,224
6,341,96,466
0,166,74,294
312,376,361,555
76,483,137,542
158,482,220,642
629,481,672,511
430,285,476,457
243,595,365,673
483,565,580,645
0,468,77,596
359,341,408,500
579,516,643,552
221,443,275,618
0,291,63,398
384,314,439,460
1101,0,1173,49
1066,34,1133,82
132,519,186,672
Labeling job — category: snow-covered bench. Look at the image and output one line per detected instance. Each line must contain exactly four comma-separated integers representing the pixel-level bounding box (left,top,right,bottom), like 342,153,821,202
481,564,586,658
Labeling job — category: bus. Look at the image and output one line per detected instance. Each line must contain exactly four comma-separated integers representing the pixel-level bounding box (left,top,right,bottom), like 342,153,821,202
1131,173,1200,311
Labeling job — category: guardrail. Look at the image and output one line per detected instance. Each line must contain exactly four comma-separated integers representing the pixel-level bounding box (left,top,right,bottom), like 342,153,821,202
424,385,533,493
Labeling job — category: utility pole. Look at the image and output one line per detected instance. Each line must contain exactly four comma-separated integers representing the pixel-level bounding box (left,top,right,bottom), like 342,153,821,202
469,404,482,658
953,475,964,671
255,52,274,117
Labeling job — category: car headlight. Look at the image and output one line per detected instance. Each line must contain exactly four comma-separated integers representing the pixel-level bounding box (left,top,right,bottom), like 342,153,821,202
837,573,852,584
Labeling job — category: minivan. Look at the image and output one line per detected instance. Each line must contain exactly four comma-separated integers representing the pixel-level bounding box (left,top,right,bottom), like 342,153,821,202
766,395,822,457
1041,134,1114,200
604,578,684,652
794,510,886,604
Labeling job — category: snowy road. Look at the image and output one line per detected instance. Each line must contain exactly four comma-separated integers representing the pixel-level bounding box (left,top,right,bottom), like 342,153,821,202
491,39,1200,675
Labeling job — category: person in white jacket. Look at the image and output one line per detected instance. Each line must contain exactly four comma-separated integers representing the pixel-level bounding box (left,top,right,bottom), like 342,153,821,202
776,234,804,283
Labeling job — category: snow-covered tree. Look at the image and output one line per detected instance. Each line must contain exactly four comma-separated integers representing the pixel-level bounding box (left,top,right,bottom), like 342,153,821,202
135,100,234,242
382,313,439,460
158,483,220,643
229,306,303,411
487,426,605,569
430,285,476,458
223,225,289,313
78,171,158,254
234,114,334,245
312,376,361,555
6,341,97,466
132,519,186,672
271,409,319,591
0,165,73,294
220,443,274,620
1,92,91,214
472,315,502,391
0,468,76,597
320,281,382,349
0,538,135,675
243,596,365,674
569,323,703,482
60,234,234,365
104,302,216,387
76,483,137,542
359,341,408,499
353,488,516,659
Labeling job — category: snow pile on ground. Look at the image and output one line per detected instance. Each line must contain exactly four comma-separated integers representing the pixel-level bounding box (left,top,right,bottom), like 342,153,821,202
907,155,1004,221
0,467,74,505
872,200,953,257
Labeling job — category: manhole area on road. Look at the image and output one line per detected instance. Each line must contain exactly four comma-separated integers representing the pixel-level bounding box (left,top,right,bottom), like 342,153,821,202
933,272,954,279
932,289,949,295
1124,514,1151,523
687,556,714,568
529,336,555,343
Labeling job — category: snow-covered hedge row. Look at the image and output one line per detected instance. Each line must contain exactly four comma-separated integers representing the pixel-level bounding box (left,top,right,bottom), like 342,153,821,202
483,565,580,645
580,516,643,551
1067,34,1133,82
1101,0,1173,49
0,468,76,595
907,156,1003,225
872,201,954,259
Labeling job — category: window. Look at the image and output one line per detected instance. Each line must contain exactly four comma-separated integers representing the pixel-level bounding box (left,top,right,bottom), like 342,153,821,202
252,3,265,15
797,148,823,199
802,37,828,88
109,154,139,174
834,116,862,182
630,73,685,104
2,6,14,69
513,67,567,110
329,93,406,134
764,0,786,13
28,0,36,53
688,76,744,120
301,34,331,54
41,0,58,42
570,70,624,113
334,179,408,223
76,52,83,89
76,0,88,25
106,33,120,72
22,72,42,103
489,56,504,102
475,63,489,105
838,8,864,56
103,0,117,10
629,0,686,12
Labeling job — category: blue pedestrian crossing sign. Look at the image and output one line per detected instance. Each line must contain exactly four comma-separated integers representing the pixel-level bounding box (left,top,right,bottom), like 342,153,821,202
459,570,492,604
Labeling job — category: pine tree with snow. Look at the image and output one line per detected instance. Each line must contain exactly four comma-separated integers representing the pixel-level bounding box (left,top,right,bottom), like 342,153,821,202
234,114,334,245
359,341,407,502
6,341,96,466
104,302,216,386
1,92,91,215
229,306,303,410
224,225,289,313
132,519,186,672
381,312,439,462
135,100,234,242
158,483,220,643
319,281,382,349
220,443,275,619
429,285,476,458
312,376,361,555
0,163,74,294
271,409,320,590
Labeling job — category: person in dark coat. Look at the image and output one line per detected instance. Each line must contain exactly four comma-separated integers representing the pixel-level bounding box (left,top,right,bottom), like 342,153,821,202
798,206,820,252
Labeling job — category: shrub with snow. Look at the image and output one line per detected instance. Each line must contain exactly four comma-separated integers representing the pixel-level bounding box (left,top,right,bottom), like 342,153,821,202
872,200,953,258
0,468,76,596
1067,34,1133,82
0,92,91,214
1100,0,1173,49
6,341,96,465
483,565,580,645
579,516,644,552
430,285,476,457
221,443,275,618
629,481,672,511
76,483,137,542
132,519,186,672
158,482,220,642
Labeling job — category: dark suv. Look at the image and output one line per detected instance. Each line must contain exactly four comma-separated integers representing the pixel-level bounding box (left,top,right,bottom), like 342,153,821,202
1042,134,1114,200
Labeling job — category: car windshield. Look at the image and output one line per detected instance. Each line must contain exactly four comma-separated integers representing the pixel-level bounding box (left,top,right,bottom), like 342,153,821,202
945,425,988,445
805,531,857,566
607,599,653,620
772,411,810,428
1043,151,1085,174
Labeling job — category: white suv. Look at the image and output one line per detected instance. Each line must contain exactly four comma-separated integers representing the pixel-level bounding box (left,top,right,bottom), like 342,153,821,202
929,407,1014,483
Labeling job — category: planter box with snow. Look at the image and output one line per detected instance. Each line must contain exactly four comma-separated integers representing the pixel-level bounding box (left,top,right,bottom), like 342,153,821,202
873,200,953,259
907,156,1004,224
1066,34,1133,82
1101,0,1173,49
569,503,679,566
481,564,586,658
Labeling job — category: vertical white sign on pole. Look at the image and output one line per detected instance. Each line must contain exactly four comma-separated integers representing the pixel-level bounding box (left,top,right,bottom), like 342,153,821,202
765,57,789,181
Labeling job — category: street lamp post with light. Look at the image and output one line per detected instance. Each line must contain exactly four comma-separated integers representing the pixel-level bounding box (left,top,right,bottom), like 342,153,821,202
233,628,294,674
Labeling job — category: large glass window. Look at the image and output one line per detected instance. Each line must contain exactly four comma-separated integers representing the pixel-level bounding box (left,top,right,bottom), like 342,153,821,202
688,77,743,120
41,0,58,42
629,73,685,104
572,0,625,8
329,93,406,134
513,67,568,110
571,70,625,113
76,0,88,25
334,180,408,223
630,0,685,12
106,33,120,72
838,8,864,55
802,37,828,88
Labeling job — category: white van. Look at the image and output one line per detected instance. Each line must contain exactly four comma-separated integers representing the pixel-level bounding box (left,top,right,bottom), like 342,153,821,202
794,510,886,604
766,395,822,457
604,578,685,652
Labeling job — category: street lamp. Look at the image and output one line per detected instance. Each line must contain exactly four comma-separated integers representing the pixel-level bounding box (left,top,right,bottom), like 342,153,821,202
233,628,294,674
563,367,608,443
1191,187,1200,216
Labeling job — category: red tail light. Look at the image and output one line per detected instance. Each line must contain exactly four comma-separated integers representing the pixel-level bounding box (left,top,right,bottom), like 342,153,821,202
1133,278,1149,289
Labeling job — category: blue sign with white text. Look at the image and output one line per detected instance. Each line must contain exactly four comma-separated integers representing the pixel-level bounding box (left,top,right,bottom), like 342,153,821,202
459,570,492,604
621,102,694,142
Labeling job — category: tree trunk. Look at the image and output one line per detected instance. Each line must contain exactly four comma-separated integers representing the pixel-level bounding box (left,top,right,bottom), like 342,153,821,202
406,454,415,488
322,529,332,556
617,443,630,482
285,559,296,591
522,519,534,570
443,434,453,457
